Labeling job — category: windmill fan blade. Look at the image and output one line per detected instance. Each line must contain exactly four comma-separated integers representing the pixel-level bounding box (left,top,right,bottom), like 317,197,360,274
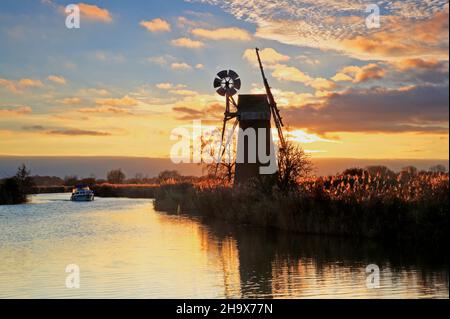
213,78,222,88
233,78,241,90
217,70,228,79
216,87,226,96
228,87,237,96
228,70,239,81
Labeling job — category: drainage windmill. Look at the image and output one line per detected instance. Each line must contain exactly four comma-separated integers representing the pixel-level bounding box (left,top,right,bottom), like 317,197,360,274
213,48,286,184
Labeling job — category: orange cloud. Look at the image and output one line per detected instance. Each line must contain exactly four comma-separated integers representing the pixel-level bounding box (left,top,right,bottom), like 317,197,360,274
77,106,133,115
48,75,66,85
46,129,111,136
95,95,139,107
243,48,290,66
170,37,205,49
0,106,32,117
169,89,198,96
0,78,19,93
332,64,385,83
191,27,251,41
18,78,43,87
0,77,43,93
341,11,449,60
271,64,336,90
392,58,442,71
140,18,171,33
60,97,81,105
78,3,112,23
171,62,192,71
156,83,174,90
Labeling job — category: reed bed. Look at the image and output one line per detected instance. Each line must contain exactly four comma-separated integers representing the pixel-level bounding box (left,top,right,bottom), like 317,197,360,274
154,172,448,243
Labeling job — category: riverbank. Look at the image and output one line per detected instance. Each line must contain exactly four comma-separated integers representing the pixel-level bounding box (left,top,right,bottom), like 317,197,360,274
2,193,447,298
0,178,28,205
153,174,449,244
29,184,158,197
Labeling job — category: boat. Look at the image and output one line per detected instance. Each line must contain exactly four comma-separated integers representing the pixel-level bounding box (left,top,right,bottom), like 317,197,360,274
70,185,94,202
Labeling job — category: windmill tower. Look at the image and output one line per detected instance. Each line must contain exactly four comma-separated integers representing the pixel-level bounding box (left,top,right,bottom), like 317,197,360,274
213,48,286,185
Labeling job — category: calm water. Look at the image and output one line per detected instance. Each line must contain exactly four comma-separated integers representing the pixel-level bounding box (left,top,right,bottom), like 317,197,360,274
0,193,447,299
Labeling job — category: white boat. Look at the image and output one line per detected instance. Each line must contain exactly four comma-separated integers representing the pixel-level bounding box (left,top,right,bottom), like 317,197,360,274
70,186,94,202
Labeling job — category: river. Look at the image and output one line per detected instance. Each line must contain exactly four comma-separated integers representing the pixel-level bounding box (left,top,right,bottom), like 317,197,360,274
0,194,447,298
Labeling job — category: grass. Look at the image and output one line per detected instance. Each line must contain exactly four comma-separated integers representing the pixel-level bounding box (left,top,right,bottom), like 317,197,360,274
154,172,449,244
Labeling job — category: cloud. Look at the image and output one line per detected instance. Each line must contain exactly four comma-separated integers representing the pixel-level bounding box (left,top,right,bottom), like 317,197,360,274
171,62,192,71
271,64,336,90
140,18,171,33
22,125,45,131
156,83,188,90
340,11,449,60
296,55,320,65
156,83,174,90
250,84,315,107
1,77,44,93
243,48,289,66
332,63,386,83
170,37,205,49
195,63,204,69
77,88,110,96
331,72,353,82
169,89,198,96
391,58,444,71
48,75,66,85
0,78,20,93
94,51,125,62
46,129,111,136
77,106,134,115
173,103,224,121
77,3,112,23
147,55,172,65
0,106,32,117
176,16,209,28
194,0,449,60
18,78,43,87
283,85,449,134
190,27,252,41
60,97,81,105
95,95,138,107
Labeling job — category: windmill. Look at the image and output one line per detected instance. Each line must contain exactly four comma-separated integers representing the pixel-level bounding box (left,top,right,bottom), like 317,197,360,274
213,48,286,184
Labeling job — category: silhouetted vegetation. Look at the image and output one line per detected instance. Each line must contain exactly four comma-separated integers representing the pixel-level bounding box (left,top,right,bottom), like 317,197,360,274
154,142,448,245
0,164,34,205
107,169,126,184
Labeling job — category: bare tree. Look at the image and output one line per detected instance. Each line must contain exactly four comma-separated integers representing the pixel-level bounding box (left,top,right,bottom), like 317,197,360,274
201,131,236,184
107,169,126,184
277,141,313,191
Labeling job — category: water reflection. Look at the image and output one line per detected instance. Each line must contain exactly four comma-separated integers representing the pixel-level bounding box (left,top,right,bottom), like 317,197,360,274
195,219,448,298
0,194,447,298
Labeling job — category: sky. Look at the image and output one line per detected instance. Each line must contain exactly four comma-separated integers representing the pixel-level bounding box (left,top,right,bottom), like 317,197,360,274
0,0,448,160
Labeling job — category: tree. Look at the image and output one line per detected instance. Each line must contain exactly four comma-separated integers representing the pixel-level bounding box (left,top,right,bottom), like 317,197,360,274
277,141,313,191
201,129,236,184
80,177,96,187
429,164,447,173
64,175,79,186
107,169,126,184
157,170,181,184
14,164,34,194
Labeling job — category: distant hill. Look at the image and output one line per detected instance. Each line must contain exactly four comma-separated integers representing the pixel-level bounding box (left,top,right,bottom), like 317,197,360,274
0,155,448,179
